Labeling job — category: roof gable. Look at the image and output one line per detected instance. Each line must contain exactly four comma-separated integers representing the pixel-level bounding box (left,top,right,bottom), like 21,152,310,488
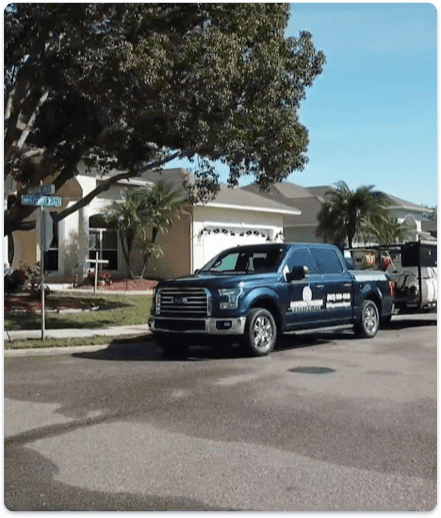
145,169,301,216
207,183,300,215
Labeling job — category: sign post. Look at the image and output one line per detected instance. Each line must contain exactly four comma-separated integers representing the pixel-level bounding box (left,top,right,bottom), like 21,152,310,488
40,205,46,339
21,187,59,339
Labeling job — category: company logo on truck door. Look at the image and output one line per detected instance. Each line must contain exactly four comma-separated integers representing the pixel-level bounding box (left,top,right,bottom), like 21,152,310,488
326,292,351,309
289,286,324,312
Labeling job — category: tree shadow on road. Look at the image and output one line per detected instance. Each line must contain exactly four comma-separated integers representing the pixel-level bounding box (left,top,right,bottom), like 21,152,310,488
4,443,234,511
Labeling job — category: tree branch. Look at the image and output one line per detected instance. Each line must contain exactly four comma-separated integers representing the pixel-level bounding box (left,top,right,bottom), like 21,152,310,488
4,64,34,161
16,90,49,150
52,152,183,223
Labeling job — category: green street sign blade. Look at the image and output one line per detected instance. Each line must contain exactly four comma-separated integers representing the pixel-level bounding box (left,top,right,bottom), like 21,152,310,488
21,195,62,207
30,185,55,195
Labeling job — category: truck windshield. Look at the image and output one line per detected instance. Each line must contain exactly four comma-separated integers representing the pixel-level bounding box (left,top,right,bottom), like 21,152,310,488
200,247,285,274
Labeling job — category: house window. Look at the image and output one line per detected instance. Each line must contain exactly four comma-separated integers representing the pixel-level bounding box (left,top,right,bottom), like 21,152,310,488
45,212,59,272
88,214,118,271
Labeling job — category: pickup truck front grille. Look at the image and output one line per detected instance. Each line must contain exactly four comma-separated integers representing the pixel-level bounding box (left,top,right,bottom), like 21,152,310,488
156,288,211,317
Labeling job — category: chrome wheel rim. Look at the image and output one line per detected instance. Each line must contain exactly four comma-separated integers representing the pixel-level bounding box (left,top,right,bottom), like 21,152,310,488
364,305,378,333
252,316,274,351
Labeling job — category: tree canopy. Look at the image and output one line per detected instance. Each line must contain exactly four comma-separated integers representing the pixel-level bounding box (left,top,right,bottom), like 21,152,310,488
4,3,325,236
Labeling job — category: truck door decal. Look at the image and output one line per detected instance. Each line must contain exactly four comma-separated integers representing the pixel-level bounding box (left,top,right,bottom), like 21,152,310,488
289,285,324,312
326,292,351,309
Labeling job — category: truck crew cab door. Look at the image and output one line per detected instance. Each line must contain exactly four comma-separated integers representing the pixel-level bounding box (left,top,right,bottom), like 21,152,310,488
311,247,353,324
283,247,327,330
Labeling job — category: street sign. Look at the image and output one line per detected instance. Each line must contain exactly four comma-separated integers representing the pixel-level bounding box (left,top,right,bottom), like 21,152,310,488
21,195,62,207
30,185,55,195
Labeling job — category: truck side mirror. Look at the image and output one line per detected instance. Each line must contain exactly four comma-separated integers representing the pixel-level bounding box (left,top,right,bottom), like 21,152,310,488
287,265,309,282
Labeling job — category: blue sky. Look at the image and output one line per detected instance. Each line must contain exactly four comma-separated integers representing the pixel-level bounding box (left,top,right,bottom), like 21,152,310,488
170,3,437,207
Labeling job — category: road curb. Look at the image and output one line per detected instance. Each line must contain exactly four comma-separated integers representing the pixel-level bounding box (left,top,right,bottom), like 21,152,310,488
4,344,112,356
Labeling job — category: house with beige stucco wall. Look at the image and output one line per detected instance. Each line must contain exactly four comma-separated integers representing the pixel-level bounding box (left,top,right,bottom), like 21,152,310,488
5,168,300,283
5,168,434,284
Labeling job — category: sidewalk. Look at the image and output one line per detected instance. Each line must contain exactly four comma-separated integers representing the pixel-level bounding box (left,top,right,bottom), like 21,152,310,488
5,283,154,344
4,324,151,343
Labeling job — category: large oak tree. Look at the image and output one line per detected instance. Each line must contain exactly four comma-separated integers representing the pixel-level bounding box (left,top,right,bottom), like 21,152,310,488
4,3,325,236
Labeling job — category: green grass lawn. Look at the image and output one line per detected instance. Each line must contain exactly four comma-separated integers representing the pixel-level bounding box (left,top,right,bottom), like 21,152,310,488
5,292,153,350
5,293,153,331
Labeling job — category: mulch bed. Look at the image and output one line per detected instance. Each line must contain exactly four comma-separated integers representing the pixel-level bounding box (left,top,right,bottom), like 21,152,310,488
4,278,158,313
84,278,158,292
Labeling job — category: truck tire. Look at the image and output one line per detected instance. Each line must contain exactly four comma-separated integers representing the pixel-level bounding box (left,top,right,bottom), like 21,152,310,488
355,300,380,338
155,334,188,357
243,308,277,357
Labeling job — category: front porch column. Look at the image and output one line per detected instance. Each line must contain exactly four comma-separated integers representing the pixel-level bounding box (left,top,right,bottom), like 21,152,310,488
78,208,89,282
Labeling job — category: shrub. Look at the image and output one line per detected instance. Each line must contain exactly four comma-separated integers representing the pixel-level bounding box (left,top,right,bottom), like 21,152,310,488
87,270,112,285
99,272,112,285
5,262,33,293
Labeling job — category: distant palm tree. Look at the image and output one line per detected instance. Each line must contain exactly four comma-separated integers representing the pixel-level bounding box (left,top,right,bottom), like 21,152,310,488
366,211,411,246
316,181,389,248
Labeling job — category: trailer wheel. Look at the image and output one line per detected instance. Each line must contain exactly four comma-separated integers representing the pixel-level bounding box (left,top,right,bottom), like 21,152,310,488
355,300,380,338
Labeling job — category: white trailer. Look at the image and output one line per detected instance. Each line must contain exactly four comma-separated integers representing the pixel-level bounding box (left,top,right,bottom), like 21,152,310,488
346,240,437,313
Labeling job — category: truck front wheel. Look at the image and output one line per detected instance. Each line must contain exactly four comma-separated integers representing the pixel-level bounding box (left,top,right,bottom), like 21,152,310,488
244,308,277,357
355,300,380,338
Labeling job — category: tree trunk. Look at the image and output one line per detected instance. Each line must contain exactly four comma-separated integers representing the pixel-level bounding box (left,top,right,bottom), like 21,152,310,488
119,235,134,279
139,253,151,280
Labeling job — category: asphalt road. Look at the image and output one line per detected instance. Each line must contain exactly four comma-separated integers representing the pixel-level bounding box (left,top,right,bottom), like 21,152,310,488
4,315,437,511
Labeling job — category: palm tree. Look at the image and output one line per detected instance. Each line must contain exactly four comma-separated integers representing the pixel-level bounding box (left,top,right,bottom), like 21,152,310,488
316,181,389,248
103,182,185,278
136,182,185,278
366,210,410,245
103,190,144,278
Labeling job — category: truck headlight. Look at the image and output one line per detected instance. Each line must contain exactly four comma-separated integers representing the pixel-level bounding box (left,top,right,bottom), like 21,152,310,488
218,288,242,310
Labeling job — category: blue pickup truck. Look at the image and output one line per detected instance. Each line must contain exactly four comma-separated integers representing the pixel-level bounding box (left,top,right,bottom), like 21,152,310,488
149,243,394,357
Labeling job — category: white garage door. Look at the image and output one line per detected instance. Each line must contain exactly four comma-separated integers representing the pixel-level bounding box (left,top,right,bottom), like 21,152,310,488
202,227,271,264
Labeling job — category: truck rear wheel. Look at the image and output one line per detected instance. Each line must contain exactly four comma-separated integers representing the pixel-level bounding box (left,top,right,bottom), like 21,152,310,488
243,308,277,357
355,300,380,338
